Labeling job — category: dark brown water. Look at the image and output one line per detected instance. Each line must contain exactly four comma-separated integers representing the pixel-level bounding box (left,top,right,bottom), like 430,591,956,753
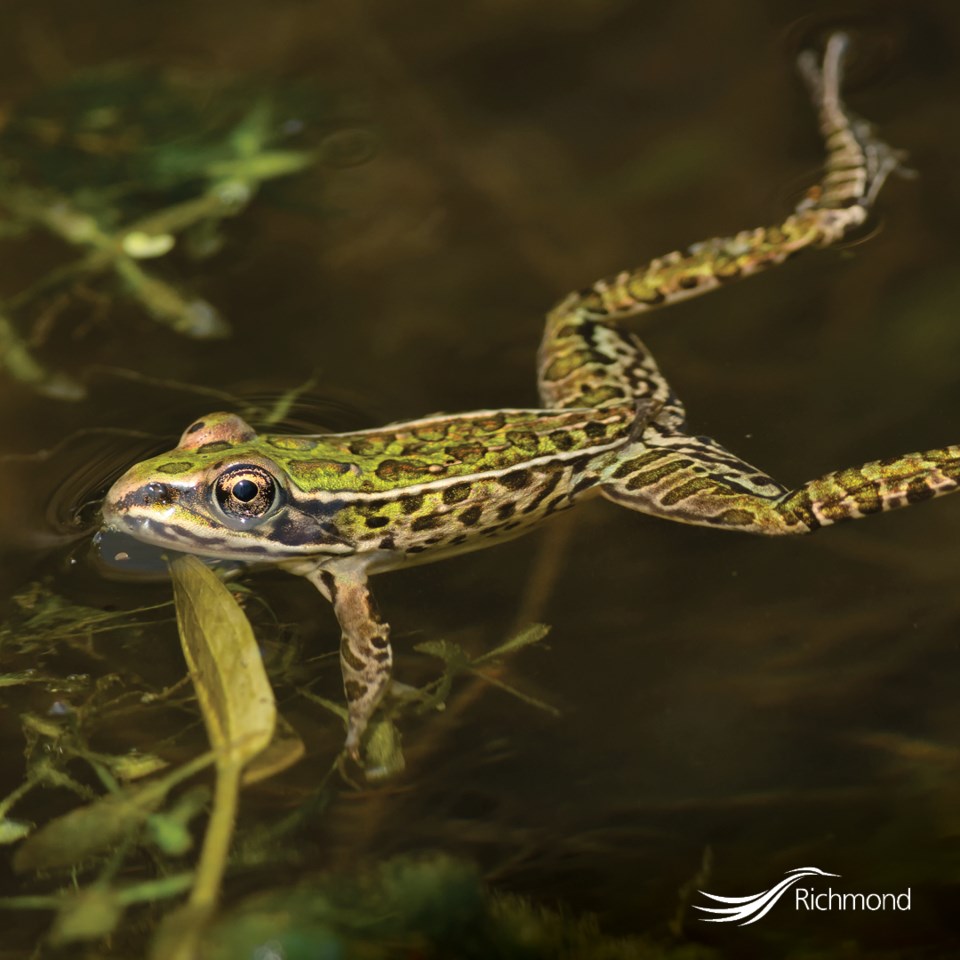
2,0,960,956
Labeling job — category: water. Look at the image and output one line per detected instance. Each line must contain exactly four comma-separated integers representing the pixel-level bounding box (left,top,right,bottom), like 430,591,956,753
2,0,960,955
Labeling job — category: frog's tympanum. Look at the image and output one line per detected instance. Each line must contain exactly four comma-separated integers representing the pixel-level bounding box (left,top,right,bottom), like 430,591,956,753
104,36,957,760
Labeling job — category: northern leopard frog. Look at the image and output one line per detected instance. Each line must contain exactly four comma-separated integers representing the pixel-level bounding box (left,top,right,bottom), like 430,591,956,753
103,36,959,762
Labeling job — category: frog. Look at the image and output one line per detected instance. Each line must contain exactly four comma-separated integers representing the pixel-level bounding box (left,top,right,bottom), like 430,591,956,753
102,34,959,762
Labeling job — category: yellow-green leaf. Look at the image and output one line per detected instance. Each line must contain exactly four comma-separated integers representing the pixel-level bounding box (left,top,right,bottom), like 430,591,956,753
167,555,280,957
110,751,170,782
242,713,305,786
0,819,32,845
12,754,214,874
363,718,405,781
49,889,123,946
170,555,275,769
12,780,167,873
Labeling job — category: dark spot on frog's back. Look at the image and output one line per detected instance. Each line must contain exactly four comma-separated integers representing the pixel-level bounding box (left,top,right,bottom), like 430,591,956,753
287,459,354,485
376,459,434,483
445,442,485,463
474,412,506,432
197,441,234,454
269,437,320,452
157,461,193,474
506,430,538,454
348,439,376,456
186,421,205,434
412,422,450,442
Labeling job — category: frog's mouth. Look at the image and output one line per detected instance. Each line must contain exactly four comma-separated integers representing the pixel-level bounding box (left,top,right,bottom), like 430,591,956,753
101,504,196,550
101,488,238,556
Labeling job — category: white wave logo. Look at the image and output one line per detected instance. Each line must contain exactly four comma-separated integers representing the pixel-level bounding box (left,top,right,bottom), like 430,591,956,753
695,867,840,926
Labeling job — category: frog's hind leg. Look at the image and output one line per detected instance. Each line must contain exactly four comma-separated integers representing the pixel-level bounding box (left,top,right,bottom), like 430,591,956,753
538,309,687,426
538,33,904,422
601,432,960,534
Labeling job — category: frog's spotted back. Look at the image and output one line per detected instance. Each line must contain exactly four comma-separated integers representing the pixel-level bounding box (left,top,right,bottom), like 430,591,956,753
268,404,639,493
104,35,957,771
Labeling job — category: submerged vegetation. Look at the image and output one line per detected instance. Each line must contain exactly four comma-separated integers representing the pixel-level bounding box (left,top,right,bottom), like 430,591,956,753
0,65,371,398
0,557,565,955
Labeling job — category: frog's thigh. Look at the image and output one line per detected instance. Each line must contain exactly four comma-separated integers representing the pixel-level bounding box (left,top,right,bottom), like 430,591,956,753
311,567,393,757
602,433,960,534
537,306,686,425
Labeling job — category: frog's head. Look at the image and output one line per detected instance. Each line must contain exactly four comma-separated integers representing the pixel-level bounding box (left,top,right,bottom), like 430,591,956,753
102,412,354,563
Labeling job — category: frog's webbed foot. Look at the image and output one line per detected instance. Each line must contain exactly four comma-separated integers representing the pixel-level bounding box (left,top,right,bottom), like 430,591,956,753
308,564,393,764
796,32,911,228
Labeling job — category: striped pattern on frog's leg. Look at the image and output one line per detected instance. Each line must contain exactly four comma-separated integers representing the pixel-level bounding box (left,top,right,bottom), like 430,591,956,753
310,565,393,760
537,33,904,423
537,311,686,427
601,431,960,535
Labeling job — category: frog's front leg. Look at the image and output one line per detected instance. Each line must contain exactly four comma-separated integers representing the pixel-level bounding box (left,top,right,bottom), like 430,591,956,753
308,563,392,760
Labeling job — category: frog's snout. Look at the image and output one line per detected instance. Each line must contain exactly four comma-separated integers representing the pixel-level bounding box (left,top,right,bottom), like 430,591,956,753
102,475,177,528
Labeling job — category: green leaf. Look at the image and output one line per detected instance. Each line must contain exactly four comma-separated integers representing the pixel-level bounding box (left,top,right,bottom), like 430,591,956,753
164,555,281,958
13,779,170,873
108,751,170,782
12,754,213,874
146,814,195,857
363,719,405,781
49,889,123,946
0,818,32,844
414,638,472,671
473,623,550,664
170,555,276,770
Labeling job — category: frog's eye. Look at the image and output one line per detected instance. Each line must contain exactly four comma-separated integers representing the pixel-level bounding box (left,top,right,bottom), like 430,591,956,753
213,465,279,523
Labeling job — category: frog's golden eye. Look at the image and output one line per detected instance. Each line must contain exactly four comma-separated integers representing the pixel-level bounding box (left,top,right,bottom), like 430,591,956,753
213,465,278,522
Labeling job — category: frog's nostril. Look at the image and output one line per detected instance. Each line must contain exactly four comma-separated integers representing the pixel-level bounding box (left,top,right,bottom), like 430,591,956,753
141,482,173,506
